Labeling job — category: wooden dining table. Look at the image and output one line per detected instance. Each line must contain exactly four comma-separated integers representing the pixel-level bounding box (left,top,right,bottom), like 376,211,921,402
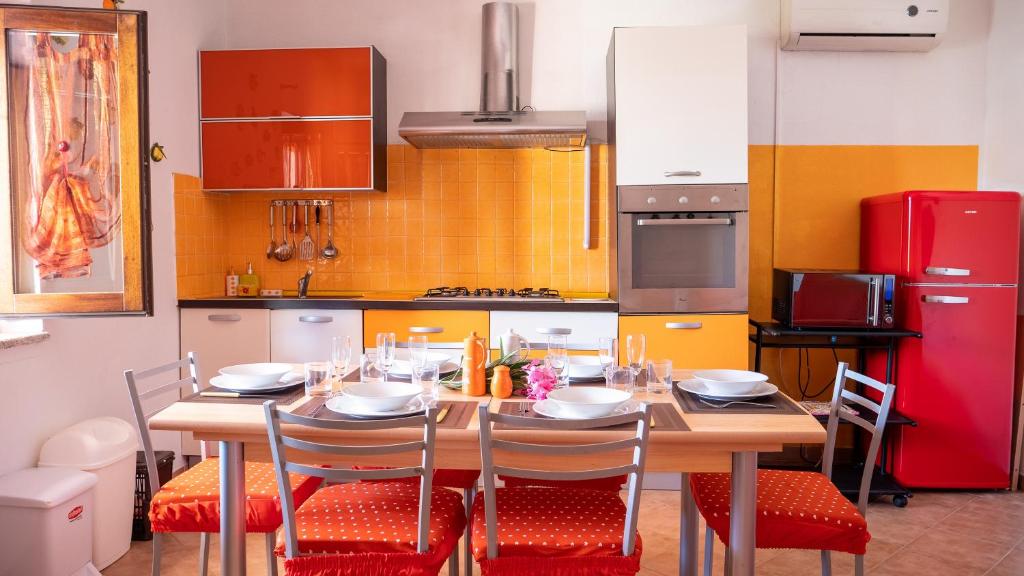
148,369,825,576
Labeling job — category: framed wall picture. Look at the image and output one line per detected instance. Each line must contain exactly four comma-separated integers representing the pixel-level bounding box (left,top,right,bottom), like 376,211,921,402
0,5,151,316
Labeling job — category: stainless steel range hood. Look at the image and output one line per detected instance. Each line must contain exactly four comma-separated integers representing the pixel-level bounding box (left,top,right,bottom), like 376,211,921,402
398,2,587,149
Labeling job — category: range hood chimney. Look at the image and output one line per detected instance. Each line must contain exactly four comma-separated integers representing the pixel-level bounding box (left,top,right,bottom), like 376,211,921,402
399,2,587,149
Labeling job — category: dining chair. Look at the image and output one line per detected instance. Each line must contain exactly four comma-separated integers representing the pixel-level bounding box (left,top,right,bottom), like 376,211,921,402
125,353,322,576
691,362,895,576
473,402,653,575
264,401,467,576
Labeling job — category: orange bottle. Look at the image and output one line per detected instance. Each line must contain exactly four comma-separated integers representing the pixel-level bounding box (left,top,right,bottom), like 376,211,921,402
462,331,487,396
490,365,513,399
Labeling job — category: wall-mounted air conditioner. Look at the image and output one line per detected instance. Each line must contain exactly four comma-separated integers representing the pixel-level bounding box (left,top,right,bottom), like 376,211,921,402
781,0,949,52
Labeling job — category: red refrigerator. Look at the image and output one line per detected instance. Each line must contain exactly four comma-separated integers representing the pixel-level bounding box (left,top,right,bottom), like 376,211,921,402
861,190,1020,489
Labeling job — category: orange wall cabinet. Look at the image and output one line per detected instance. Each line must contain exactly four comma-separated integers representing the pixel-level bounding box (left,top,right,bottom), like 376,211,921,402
618,314,749,370
199,47,386,192
363,310,490,349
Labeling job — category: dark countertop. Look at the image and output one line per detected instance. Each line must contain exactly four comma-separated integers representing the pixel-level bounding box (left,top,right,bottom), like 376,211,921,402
178,295,619,312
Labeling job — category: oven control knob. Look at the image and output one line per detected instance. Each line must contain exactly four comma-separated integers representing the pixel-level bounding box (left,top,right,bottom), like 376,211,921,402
710,195,721,204
647,196,657,205
678,196,689,204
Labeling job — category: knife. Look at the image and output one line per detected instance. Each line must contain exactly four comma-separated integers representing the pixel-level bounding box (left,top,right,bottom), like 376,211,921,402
436,404,451,423
200,391,280,399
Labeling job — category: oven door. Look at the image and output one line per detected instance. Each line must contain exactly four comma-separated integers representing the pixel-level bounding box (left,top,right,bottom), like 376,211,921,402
618,211,748,313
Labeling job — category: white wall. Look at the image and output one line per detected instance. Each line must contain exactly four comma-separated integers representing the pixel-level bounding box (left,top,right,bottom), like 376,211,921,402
0,0,226,476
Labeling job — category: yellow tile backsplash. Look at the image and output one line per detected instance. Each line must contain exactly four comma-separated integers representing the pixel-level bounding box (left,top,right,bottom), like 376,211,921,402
175,144,611,298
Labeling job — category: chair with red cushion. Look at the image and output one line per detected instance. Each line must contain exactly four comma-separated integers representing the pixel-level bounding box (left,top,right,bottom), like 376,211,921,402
264,401,467,576
473,403,653,576
125,353,322,576
691,362,896,576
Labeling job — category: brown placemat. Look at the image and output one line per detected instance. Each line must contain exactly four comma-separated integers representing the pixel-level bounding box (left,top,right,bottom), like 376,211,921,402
672,382,806,415
181,384,305,405
495,401,687,431
290,396,476,429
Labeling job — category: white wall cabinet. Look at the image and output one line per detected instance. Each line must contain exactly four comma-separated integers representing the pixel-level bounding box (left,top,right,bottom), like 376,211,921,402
270,309,363,364
610,25,748,186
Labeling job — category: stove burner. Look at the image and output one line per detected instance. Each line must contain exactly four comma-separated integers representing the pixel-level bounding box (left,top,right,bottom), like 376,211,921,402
419,286,562,300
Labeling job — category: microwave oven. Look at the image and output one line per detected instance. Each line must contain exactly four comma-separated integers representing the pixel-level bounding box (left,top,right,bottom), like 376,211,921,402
772,269,895,329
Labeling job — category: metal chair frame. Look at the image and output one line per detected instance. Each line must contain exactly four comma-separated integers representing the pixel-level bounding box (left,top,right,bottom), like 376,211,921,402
702,362,895,576
124,352,279,576
264,402,452,567
476,403,653,561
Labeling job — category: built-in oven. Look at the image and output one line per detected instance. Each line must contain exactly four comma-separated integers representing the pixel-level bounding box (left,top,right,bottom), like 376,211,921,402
615,184,748,313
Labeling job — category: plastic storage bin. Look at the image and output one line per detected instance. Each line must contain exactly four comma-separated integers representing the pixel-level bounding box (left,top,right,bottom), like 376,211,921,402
132,450,174,541
38,417,138,570
0,467,100,576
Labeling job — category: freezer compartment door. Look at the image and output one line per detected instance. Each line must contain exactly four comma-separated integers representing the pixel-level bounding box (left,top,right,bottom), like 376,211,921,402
906,191,1021,284
891,285,1017,488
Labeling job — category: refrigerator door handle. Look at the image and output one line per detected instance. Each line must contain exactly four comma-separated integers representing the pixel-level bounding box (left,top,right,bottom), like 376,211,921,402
925,266,971,277
922,295,970,304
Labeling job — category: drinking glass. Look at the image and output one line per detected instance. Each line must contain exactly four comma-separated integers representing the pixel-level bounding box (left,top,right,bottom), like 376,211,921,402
646,359,673,394
359,351,383,384
409,335,429,369
413,363,440,406
547,354,570,389
303,361,331,397
604,365,635,394
376,332,396,382
331,336,352,389
597,337,618,368
625,334,646,377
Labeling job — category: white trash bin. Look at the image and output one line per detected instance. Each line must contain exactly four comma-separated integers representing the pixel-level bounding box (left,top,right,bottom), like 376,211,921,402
38,417,138,570
0,467,101,576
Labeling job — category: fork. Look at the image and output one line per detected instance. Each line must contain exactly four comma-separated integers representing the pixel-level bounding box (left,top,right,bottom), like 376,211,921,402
699,398,777,409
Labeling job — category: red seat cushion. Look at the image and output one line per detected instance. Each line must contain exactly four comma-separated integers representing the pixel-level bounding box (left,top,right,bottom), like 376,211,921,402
275,481,465,576
498,475,627,492
353,466,480,490
690,470,870,555
149,458,321,533
469,487,641,575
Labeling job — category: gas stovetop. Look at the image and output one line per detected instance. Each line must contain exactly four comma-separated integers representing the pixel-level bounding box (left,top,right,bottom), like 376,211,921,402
414,287,564,302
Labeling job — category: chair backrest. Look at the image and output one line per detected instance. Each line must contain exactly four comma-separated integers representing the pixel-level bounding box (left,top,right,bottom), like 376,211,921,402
476,403,653,560
264,401,440,558
124,352,202,496
821,362,896,515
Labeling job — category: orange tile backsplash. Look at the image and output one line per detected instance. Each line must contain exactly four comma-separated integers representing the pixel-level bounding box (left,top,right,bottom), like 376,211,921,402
175,144,611,298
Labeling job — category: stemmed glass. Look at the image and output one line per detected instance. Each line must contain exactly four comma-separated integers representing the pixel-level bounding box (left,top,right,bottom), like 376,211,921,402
376,332,396,382
408,335,429,370
625,334,646,378
331,335,352,392
546,333,569,388
597,337,618,369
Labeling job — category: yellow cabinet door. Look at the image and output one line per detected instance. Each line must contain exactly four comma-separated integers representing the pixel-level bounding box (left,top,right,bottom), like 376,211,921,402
362,310,489,349
618,314,748,370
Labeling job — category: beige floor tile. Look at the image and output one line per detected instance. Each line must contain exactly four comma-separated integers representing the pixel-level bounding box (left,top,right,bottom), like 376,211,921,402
986,545,1024,576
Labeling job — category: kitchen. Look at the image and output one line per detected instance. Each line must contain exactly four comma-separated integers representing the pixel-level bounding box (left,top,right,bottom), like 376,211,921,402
0,1,1022,576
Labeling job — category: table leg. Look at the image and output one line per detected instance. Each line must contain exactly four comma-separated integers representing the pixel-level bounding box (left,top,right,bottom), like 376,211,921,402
728,452,757,576
679,473,699,576
220,441,247,576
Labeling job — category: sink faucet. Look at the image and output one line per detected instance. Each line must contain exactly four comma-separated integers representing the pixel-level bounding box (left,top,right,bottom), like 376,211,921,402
297,269,313,298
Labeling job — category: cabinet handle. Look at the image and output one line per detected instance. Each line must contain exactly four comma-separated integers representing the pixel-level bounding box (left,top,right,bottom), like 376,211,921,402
925,266,970,277
637,218,732,227
298,315,334,323
207,314,241,322
665,322,702,330
922,295,969,304
664,170,702,177
409,326,444,334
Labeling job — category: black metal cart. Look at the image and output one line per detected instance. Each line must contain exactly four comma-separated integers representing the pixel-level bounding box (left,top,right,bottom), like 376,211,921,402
748,319,922,507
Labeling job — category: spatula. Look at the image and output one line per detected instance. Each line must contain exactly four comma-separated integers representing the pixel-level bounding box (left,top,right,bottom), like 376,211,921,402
299,204,315,261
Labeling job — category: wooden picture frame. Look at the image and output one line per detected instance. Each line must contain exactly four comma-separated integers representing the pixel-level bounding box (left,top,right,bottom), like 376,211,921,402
0,5,151,317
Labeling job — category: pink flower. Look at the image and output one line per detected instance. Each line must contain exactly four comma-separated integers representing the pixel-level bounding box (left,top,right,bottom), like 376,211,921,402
524,362,558,400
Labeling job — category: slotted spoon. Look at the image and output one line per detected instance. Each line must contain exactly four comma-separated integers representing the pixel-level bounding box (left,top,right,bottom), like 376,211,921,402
299,204,315,261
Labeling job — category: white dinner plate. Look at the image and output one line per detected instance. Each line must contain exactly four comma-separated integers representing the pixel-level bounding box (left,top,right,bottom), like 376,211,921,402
388,358,460,376
531,398,645,420
676,378,778,400
325,394,427,418
209,372,303,393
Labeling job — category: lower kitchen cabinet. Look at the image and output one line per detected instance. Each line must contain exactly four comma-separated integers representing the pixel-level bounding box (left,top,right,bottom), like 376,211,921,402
490,310,618,355
618,314,748,370
363,309,489,349
270,309,363,363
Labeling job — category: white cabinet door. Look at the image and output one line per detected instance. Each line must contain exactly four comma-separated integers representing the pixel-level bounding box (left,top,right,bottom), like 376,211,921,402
489,311,618,350
612,25,748,186
270,309,363,364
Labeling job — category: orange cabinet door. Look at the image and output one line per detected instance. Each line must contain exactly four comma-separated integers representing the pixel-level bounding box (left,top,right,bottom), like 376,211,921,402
201,120,372,190
200,48,372,119
618,314,748,370
363,310,490,350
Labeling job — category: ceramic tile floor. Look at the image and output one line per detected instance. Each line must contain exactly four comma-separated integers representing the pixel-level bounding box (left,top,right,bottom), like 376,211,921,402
104,489,1024,576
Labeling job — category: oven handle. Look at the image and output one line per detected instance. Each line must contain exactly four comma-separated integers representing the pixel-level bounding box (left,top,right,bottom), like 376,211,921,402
636,218,733,227
665,322,702,330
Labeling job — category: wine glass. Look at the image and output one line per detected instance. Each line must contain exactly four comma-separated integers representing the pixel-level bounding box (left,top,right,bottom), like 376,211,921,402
597,337,618,368
626,334,646,377
409,335,429,369
376,332,396,382
331,335,352,390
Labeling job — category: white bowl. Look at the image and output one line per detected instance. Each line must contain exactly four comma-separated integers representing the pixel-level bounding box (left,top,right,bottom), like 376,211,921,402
693,369,769,396
341,382,422,412
218,363,294,388
546,387,632,419
568,356,605,379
